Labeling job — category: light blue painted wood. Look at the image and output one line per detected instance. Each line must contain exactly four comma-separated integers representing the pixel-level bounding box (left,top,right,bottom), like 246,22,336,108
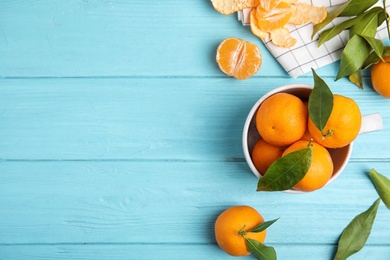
0,0,353,79
1,161,389,246
0,244,389,260
0,78,389,160
1,0,390,259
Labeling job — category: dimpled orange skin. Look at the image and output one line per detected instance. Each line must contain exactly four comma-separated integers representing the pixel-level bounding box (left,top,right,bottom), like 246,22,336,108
214,205,266,256
256,93,308,147
283,140,334,192
251,139,286,175
371,56,390,98
308,94,362,148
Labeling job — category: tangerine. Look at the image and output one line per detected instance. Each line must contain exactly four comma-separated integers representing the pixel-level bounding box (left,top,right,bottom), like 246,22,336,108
251,138,285,175
216,38,262,80
301,101,313,141
308,94,362,148
214,205,266,256
371,56,390,98
256,93,307,147
255,1,292,31
283,140,334,192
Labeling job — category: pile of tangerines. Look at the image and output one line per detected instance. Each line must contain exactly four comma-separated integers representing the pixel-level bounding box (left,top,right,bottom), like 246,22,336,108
214,91,363,258
253,92,362,192
210,0,390,258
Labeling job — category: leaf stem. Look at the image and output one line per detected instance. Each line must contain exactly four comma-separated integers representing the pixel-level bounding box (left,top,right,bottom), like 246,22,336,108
384,0,390,41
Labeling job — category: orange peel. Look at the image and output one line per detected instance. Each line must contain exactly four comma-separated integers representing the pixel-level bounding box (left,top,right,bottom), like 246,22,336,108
270,27,297,48
210,0,328,48
289,3,327,25
249,9,269,41
211,0,260,15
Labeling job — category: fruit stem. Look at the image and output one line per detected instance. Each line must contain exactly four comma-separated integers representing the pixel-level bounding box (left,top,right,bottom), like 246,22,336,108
306,139,313,148
237,224,247,236
321,129,334,139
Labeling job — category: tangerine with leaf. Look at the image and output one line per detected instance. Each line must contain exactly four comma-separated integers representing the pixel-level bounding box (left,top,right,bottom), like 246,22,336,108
214,205,278,258
308,94,362,149
283,140,334,192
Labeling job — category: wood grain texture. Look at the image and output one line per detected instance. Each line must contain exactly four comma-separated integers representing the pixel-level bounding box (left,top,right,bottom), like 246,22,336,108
1,0,390,259
0,0,347,78
1,161,390,245
0,244,389,260
0,78,389,160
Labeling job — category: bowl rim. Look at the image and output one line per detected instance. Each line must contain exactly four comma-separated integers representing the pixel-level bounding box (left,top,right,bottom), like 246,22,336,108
242,84,353,194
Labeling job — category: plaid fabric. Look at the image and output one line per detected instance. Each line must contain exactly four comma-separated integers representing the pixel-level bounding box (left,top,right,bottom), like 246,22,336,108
238,0,390,78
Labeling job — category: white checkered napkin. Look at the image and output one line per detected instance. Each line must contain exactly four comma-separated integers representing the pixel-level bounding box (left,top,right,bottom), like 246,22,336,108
238,0,390,78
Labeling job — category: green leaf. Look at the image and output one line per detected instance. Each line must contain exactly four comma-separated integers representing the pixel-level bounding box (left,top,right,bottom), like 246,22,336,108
369,168,390,209
349,7,383,38
362,46,390,69
336,34,371,80
377,7,388,27
257,148,312,191
250,218,279,233
333,198,380,260
339,0,378,17
245,238,277,260
312,1,350,38
318,15,363,46
361,35,384,60
349,70,363,89
308,69,333,132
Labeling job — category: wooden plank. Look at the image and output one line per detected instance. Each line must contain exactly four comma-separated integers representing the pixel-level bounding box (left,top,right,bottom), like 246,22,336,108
0,0,345,78
0,244,389,260
0,78,389,160
1,161,389,245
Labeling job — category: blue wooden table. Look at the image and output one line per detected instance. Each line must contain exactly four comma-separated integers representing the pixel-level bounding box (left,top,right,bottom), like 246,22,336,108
1,1,390,259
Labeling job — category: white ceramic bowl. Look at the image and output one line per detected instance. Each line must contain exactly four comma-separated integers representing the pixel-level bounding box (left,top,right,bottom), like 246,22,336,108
242,84,353,194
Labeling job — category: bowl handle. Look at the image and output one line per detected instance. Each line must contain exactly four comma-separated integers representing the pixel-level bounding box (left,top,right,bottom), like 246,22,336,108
359,113,383,135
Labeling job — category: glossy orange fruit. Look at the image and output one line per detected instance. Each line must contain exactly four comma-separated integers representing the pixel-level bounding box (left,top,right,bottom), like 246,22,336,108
371,56,390,98
283,140,334,192
301,101,313,141
251,138,286,175
308,94,362,148
216,38,262,80
256,93,308,147
215,205,266,256
255,1,292,31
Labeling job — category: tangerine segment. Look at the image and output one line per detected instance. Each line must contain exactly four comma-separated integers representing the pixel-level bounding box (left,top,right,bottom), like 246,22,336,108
371,56,390,98
251,139,286,175
249,9,269,41
215,205,266,256
255,1,293,31
308,94,362,148
216,38,262,80
256,93,307,147
211,0,260,15
283,140,333,192
259,0,281,11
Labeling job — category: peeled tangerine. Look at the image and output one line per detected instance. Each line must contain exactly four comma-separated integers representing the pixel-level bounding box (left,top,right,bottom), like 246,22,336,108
216,38,262,80
249,1,327,48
